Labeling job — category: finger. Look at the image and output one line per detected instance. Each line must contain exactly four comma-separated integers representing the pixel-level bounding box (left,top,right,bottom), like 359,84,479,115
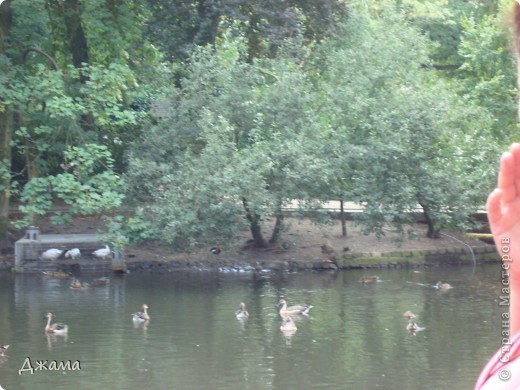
486,188,503,227
498,151,517,203
511,143,520,196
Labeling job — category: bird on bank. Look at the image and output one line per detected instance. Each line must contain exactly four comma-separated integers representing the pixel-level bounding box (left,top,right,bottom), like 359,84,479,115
44,312,69,335
321,242,338,264
321,242,336,256
92,245,111,259
210,247,221,255
132,304,150,323
65,248,81,260
278,298,313,317
41,248,65,261
235,302,249,321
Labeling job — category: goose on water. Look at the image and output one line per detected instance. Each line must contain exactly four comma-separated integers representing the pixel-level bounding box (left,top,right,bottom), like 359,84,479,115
44,312,68,335
434,281,452,291
235,302,249,321
132,304,150,323
0,344,9,356
403,311,416,319
278,298,313,317
70,279,89,289
406,320,425,335
280,315,298,334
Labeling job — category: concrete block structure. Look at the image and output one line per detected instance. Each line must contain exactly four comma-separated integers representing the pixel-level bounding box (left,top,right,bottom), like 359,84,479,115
14,227,126,273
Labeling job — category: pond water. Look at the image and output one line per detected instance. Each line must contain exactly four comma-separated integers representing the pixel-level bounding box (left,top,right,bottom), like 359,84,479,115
0,263,508,389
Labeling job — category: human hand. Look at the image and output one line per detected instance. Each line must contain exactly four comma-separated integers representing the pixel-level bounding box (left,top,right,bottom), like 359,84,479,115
487,143,520,280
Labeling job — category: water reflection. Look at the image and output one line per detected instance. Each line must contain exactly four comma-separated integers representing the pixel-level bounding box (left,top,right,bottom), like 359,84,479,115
0,264,508,389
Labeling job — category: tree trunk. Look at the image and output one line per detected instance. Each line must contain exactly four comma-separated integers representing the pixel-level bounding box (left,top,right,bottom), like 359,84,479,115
419,201,440,238
0,110,12,241
340,199,347,237
0,1,12,242
269,211,284,245
242,198,268,248
46,0,94,128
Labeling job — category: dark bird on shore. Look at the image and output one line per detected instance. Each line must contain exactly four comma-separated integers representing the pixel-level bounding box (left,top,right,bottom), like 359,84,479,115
321,243,336,256
210,247,221,255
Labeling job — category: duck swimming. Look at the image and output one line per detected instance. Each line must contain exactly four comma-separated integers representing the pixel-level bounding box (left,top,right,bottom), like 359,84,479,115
403,311,416,319
132,304,150,322
70,279,89,289
44,312,68,335
280,315,298,334
278,298,313,317
434,281,452,290
359,276,380,284
406,320,425,335
235,302,249,321
0,344,9,356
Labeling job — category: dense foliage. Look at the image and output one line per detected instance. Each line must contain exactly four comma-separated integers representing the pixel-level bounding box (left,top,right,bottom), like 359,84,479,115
1,0,518,250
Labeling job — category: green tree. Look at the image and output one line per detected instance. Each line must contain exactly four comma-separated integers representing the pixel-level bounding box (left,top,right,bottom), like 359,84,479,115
0,0,153,238
455,9,518,141
319,5,499,238
143,0,348,61
0,0,13,244
126,36,329,249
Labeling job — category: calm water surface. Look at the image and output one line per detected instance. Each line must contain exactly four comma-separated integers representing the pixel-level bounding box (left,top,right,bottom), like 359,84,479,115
0,263,507,389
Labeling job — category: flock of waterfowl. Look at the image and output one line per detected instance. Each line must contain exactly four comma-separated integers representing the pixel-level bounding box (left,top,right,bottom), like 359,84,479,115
402,280,452,335
233,279,451,338
0,273,453,364
234,298,313,337
40,245,111,261
40,302,150,340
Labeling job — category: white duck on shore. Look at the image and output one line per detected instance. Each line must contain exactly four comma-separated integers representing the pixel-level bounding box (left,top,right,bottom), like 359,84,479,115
41,248,64,261
92,245,111,259
65,248,81,260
